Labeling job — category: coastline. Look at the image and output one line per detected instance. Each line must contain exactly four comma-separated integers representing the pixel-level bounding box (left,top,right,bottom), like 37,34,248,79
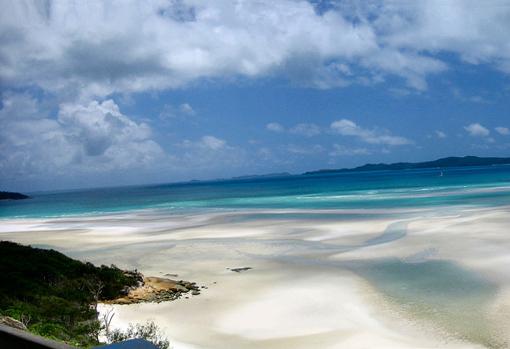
1,205,510,348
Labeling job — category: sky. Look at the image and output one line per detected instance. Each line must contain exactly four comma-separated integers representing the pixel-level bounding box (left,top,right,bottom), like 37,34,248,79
1,0,510,191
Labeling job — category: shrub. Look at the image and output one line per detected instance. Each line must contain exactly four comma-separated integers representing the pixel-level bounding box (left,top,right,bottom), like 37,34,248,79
0,241,143,347
107,321,170,349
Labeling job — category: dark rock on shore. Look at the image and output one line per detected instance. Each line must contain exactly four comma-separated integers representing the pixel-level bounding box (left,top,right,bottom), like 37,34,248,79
228,267,253,273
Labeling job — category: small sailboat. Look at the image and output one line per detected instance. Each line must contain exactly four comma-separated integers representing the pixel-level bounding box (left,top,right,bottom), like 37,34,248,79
439,170,444,177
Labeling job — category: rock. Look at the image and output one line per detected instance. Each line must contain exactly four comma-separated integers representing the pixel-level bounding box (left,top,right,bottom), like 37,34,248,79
172,284,189,292
230,267,252,273
107,276,202,305
115,298,132,304
0,316,27,330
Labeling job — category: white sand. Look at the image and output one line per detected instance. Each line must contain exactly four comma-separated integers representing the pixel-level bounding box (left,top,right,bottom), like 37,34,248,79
2,206,509,348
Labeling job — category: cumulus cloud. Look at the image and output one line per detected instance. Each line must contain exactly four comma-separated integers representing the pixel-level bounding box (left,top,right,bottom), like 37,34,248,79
0,94,164,182
289,123,321,137
266,122,285,132
3,0,510,98
330,119,411,146
372,1,510,74
3,1,510,188
495,127,510,135
464,123,490,137
0,0,374,97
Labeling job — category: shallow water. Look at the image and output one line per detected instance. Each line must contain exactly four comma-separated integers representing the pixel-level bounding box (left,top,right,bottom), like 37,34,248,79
351,259,503,348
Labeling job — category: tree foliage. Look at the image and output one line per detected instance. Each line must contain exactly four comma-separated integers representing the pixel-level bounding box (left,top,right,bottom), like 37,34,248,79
106,320,170,349
0,241,142,347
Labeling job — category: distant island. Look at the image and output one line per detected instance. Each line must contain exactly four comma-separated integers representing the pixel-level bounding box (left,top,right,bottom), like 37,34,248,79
231,172,291,180
304,156,510,175
0,191,30,200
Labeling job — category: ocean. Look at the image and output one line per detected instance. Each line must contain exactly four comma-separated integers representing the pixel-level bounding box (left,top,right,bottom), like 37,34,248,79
2,165,510,219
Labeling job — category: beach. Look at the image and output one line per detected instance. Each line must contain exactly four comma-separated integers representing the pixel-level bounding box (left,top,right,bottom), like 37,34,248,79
1,203,510,348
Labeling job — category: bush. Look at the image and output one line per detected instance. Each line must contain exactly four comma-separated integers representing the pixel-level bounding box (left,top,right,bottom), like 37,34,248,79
0,241,143,347
107,321,170,349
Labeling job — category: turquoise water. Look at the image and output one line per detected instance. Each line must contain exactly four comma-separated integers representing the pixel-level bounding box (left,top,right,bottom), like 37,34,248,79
2,165,510,218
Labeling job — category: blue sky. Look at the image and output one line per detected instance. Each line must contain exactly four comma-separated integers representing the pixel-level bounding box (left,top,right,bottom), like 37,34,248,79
1,1,510,191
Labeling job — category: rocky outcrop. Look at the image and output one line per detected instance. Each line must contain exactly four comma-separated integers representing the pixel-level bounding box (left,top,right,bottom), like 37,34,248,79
105,277,204,304
228,267,252,273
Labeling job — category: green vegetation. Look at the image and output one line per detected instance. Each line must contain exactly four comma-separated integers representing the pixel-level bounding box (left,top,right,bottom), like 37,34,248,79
107,321,170,349
0,241,142,347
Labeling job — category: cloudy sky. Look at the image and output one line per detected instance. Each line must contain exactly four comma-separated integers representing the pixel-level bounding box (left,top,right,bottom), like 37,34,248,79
1,0,510,191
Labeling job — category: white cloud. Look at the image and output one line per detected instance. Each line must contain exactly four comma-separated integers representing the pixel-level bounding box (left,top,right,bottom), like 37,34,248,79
180,135,227,151
0,94,164,181
329,144,371,156
287,144,324,155
199,135,226,150
451,87,491,104
3,0,510,98
3,1,510,188
0,1,376,97
267,122,321,137
330,119,411,146
495,127,510,135
179,103,195,115
360,49,446,91
373,1,510,74
435,130,447,139
176,135,250,174
289,123,321,137
266,122,285,132
160,102,196,120
464,123,490,137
